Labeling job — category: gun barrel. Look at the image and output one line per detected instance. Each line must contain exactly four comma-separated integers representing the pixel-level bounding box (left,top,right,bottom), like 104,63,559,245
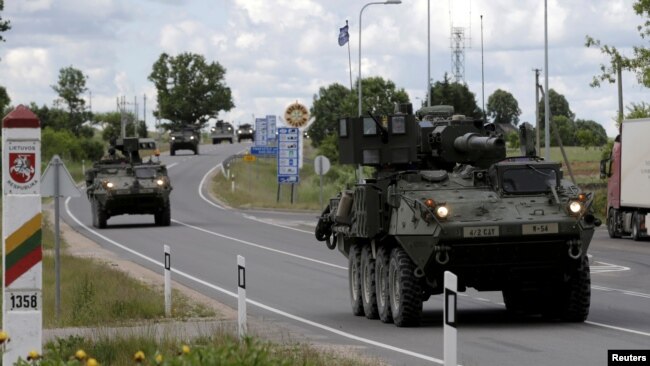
453,133,505,152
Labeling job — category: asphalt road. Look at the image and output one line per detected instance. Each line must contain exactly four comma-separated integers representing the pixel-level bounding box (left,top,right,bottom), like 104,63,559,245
63,143,650,366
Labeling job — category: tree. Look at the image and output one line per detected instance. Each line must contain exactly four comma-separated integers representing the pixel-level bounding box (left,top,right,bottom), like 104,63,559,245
0,85,9,112
538,89,574,128
574,119,607,147
428,73,481,118
148,52,234,130
549,115,576,146
585,1,650,88
625,101,650,119
0,0,11,44
309,77,409,147
486,89,522,125
51,66,93,137
93,111,147,142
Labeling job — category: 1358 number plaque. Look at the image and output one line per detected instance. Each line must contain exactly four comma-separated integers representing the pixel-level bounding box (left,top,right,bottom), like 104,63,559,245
6,291,41,311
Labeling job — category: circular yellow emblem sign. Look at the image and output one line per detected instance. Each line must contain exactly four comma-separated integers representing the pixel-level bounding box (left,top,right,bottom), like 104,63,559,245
284,102,309,128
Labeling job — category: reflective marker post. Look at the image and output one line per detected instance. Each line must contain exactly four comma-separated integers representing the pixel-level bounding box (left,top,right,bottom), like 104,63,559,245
237,255,247,339
444,271,457,366
164,245,171,317
2,106,42,365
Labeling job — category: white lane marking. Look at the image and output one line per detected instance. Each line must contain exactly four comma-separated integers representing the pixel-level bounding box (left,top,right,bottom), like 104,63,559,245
167,162,178,169
63,197,445,365
586,321,650,337
592,285,650,299
240,214,315,235
591,261,630,274
172,219,346,271
198,163,226,210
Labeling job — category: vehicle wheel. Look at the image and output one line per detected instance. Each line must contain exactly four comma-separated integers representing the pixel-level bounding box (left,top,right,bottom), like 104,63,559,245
170,149,176,156
91,199,99,228
556,257,591,322
157,202,171,226
238,138,242,143
348,244,365,316
93,200,107,229
194,146,199,155
607,208,621,238
632,212,641,241
388,247,422,327
361,245,378,319
229,138,233,144
375,246,393,323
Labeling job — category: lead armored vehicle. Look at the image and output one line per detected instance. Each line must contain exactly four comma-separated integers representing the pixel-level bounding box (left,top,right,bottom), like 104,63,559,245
236,123,255,142
170,126,200,155
211,120,235,144
315,104,600,326
85,138,173,228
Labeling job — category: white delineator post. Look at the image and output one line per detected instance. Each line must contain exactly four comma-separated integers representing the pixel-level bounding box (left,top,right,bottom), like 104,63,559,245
164,245,171,317
237,255,247,339
2,105,42,364
444,271,458,366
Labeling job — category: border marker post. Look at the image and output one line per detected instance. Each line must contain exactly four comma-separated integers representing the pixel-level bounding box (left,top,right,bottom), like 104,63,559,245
237,255,247,339
444,271,458,366
2,105,42,364
164,245,171,317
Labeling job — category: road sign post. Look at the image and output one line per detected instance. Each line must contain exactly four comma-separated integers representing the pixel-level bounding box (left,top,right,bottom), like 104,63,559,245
41,155,80,318
2,106,42,364
237,255,247,339
444,271,458,366
164,245,171,317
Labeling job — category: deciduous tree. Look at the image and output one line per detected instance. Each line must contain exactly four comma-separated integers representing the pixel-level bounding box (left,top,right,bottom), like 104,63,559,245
148,52,234,130
428,73,481,118
51,66,93,137
486,89,522,126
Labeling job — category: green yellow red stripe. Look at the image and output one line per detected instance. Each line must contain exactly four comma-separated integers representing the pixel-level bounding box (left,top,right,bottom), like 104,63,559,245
4,213,42,287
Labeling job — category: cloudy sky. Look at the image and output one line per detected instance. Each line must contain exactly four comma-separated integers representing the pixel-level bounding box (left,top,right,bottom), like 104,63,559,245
1,0,647,137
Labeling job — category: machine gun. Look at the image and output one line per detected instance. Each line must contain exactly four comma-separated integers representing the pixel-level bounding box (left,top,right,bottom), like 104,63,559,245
108,137,159,164
337,104,505,171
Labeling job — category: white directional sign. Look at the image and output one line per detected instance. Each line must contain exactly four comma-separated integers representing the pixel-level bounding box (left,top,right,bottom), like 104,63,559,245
277,127,300,183
254,117,267,147
266,115,277,143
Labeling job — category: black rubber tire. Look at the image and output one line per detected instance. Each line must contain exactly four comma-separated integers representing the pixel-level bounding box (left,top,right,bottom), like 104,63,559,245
170,149,176,156
229,138,233,144
388,247,422,327
348,244,365,316
361,245,378,319
156,202,171,226
212,139,218,144
607,208,621,238
194,146,199,155
562,257,591,322
93,200,107,229
91,199,99,228
375,246,393,323
632,212,641,241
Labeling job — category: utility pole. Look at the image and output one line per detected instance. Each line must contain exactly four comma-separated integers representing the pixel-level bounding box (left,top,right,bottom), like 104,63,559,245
617,64,624,133
480,15,485,120
533,68,541,156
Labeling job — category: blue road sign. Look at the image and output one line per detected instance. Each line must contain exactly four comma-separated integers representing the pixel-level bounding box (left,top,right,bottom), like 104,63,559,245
277,127,300,184
250,146,278,156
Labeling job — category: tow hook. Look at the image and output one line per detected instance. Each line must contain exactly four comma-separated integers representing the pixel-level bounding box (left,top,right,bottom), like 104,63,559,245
567,239,582,259
434,245,451,265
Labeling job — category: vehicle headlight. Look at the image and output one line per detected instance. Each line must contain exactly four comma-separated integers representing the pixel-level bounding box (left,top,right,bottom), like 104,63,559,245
569,201,582,214
106,182,114,189
190,135,195,140
171,136,176,140
238,129,242,134
211,128,215,132
156,179,165,186
249,129,253,133
436,205,449,219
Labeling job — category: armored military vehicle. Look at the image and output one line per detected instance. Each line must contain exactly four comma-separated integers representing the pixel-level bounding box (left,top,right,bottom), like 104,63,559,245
211,120,235,144
315,104,600,326
236,123,255,143
85,137,173,228
170,126,200,155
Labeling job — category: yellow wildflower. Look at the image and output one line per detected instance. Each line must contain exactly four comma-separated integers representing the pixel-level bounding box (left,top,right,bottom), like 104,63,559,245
134,351,145,363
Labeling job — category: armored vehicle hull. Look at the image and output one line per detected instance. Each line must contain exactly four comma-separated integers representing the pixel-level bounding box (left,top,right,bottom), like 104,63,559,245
236,124,255,143
170,128,200,155
211,121,235,144
86,138,173,228
315,105,599,327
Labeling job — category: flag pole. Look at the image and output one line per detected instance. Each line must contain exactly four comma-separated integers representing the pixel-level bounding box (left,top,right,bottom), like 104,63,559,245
346,20,353,91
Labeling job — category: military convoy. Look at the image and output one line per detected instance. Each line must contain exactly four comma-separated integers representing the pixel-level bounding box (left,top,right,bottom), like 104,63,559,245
211,120,235,144
85,137,173,228
170,126,200,155
236,123,255,143
315,104,599,326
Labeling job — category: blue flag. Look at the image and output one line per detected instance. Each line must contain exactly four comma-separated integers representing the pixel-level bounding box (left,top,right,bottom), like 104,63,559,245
338,22,349,46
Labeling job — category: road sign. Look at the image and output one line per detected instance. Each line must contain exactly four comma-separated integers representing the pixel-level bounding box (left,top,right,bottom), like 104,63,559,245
314,155,331,176
277,127,300,184
250,146,278,156
41,155,81,198
284,102,309,128
266,115,277,143
243,154,256,162
2,105,43,365
254,117,267,146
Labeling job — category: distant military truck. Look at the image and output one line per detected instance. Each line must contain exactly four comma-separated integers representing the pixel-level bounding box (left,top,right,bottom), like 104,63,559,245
211,120,235,144
236,123,255,143
85,137,173,228
170,126,200,155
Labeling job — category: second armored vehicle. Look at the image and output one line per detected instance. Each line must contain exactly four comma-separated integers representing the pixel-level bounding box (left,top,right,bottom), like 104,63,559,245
211,120,235,144
315,104,599,326
170,126,200,155
85,138,173,228
236,123,255,143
